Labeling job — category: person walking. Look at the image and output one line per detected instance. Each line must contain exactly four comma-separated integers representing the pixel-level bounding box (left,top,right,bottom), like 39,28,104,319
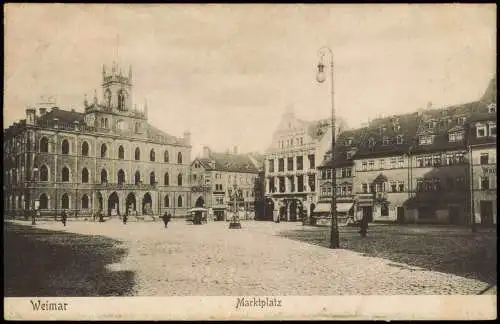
162,211,172,228
359,215,368,237
31,208,37,225
123,212,128,225
61,209,67,227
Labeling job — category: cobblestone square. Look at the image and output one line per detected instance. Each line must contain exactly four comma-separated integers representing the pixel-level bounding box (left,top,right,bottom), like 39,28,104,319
4,220,496,296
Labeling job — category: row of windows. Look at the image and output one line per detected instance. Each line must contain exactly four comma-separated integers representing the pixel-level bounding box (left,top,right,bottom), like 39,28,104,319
321,185,353,197
267,175,316,193
36,166,184,186
476,122,497,138
39,137,184,163
32,193,185,210
321,167,352,180
361,182,405,193
268,155,315,172
278,137,304,149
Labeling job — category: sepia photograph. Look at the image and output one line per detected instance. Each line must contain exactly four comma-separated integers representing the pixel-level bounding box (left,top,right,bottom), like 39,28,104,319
3,3,497,320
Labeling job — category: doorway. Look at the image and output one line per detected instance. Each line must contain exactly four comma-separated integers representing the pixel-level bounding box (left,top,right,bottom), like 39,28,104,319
362,206,373,222
108,192,119,216
480,201,494,226
397,206,405,224
126,193,136,216
142,192,153,215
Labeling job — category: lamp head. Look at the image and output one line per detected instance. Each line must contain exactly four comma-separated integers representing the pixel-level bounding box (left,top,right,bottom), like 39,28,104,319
316,61,326,83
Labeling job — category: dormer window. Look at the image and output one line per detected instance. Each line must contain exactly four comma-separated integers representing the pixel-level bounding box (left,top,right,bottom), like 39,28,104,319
419,135,434,145
345,138,353,146
488,103,496,113
488,122,496,137
346,151,353,160
449,131,464,143
380,125,387,133
368,138,375,147
393,124,401,132
396,135,404,144
457,117,466,125
476,124,487,138
382,136,390,145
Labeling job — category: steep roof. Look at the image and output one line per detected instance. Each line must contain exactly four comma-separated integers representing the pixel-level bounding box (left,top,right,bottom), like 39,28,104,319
196,150,260,173
37,108,85,126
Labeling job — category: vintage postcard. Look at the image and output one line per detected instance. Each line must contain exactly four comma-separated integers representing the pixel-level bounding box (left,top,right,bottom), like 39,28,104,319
3,3,497,320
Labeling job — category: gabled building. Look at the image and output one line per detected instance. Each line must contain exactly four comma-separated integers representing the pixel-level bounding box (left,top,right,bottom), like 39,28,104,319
190,147,263,221
468,76,497,226
314,129,363,225
3,62,192,219
264,106,332,222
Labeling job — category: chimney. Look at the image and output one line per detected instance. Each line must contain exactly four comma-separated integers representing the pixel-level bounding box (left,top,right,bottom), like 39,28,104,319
203,146,211,158
233,146,238,154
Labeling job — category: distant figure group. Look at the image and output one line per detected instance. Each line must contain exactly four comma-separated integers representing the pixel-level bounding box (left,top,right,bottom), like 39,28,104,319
61,210,68,226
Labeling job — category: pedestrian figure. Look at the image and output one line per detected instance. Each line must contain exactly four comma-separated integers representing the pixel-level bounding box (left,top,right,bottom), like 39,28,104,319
61,209,67,227
123,213,128,224
99,209,104,222
31,208,37,225
162,211,172,228
359,215,368,237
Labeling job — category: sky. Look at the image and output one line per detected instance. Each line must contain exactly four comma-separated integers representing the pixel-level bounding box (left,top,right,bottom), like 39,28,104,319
4,4,496,158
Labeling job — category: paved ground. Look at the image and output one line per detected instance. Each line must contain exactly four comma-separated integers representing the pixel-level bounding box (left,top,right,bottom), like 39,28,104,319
4,219,496,296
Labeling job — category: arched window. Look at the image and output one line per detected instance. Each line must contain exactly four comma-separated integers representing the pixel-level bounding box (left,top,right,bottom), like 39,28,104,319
117,169,126,185
164,172,169,186
82,168,89,183
135,147,140,160
177,173,183,186
117,90,127,111
101,169,107,184
177,152,183,164
105,118,109,128
61,139,70,155
81,141,89,156
39,193,48,209
101,143,107,158
62,167,70,182
177,195,183,207
40,165,49,182
164,150,169,163
150,172,156,185
164,195,170,207
61,193,70,209
150,149,156,162
81,194,89,209
40,137,49,153
118,145,125,160
134,171,141,184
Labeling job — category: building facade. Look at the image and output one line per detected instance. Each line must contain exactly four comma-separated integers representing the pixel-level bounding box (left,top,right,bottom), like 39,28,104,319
469,91,497,225
190,147,264,221
314,130,359,225
313,76,496,226
264,107,332,222
3,62,192,219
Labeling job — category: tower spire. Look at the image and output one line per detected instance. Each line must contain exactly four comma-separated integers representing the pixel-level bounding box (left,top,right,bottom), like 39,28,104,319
84,93,88,108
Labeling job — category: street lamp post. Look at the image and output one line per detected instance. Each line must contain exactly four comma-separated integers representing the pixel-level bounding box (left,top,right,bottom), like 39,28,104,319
229,181,242,229
316,46,340,249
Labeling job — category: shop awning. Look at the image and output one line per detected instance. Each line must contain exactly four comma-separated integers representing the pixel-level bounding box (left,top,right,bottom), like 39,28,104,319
314,202,353,214
337,202,354,213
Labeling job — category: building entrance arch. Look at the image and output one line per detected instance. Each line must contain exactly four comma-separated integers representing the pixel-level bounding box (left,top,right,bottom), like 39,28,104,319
195,196,205,208
142,192,153,215
126,193,136,216
108,192,119,216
